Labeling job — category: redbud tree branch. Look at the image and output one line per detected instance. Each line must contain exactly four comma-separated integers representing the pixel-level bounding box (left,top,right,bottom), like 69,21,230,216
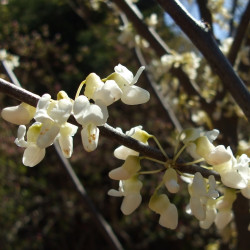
228,0,250,65
0,77,220,181
156,0,250,120
112,0,208,109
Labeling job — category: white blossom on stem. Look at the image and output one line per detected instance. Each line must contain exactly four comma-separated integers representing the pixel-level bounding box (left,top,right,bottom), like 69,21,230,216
15,124,45,167
73,95,108,152
108,64,150,105
1,102,36,125
114,126,151,160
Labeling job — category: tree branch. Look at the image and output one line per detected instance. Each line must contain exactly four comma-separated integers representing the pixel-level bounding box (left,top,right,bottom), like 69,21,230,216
228,0,250,65
112,0,207,104
196,0,214,35
0,77,221,181
156,0,250,120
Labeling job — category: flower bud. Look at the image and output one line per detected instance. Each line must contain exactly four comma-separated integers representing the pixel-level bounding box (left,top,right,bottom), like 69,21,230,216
1,103,35,125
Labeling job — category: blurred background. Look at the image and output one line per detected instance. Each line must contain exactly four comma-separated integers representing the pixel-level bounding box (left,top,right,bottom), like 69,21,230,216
0,0,249,249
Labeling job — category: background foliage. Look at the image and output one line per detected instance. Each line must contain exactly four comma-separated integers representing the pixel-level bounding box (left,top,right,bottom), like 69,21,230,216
0,0,249,249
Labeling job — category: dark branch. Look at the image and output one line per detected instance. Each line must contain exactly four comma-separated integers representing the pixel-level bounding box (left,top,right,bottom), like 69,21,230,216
228,0,250,65
112,0,209,115
156,0,250,120
196,0,214,35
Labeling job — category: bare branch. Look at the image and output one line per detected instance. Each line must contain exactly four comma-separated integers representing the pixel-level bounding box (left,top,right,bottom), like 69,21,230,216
156,0,250,120
228,0,250,65
112,0,210,117
196,0,214,35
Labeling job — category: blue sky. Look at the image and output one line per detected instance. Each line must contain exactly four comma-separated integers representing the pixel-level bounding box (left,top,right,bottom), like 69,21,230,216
164,0,248,40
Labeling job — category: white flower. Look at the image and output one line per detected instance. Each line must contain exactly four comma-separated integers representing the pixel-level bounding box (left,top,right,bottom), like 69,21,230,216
149,194,178,229
109,155,141,180
108,177,143,215
188,173,219,221
199,199,217,229
196,136,231,165
92,80,122,106
32,93,78,159
213,150,250,191
114,126,151,160
1,102,36,125
109,64,150,105
73,95,108,152
15,124,45,167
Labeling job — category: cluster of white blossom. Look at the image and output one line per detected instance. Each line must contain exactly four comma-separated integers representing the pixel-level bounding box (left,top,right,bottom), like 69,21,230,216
1,64,150,166
1,62,249,232
108,126,249,231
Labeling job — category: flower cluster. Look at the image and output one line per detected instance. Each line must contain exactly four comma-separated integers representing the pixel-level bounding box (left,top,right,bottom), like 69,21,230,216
1,64,150,166
108,127,249,231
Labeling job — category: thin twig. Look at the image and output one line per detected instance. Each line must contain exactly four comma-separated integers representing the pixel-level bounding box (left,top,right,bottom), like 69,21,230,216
156,0,250,120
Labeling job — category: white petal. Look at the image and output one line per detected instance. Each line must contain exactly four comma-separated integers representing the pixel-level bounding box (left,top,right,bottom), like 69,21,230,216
200,207,217,229
36,94,51,110
59,135,73,158
241,185,250,199
93,80,122,106
215,211,233,230
109,167,130,180
37,123,60,148
221,172,247,189
1,103,34,125
114,145,139,160
121,193,142,215
23,145,45,167
15,125,28,147
159,203,178,229
121,85,150,105
114,64,133,84
190,196,206,220
107,189,123,197
164,168,180,193
81,125,99,152
49,99,72,124
206,145,231,165
73,95,90,121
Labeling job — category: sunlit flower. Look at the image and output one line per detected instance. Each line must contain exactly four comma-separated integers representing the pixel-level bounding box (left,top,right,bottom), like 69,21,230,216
1,102,36,125
109,155,141,180
108,64,150,105
213,149,250,191
15,124,45,167
73,95,108,152
34,93,76,151
114,126,151,160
